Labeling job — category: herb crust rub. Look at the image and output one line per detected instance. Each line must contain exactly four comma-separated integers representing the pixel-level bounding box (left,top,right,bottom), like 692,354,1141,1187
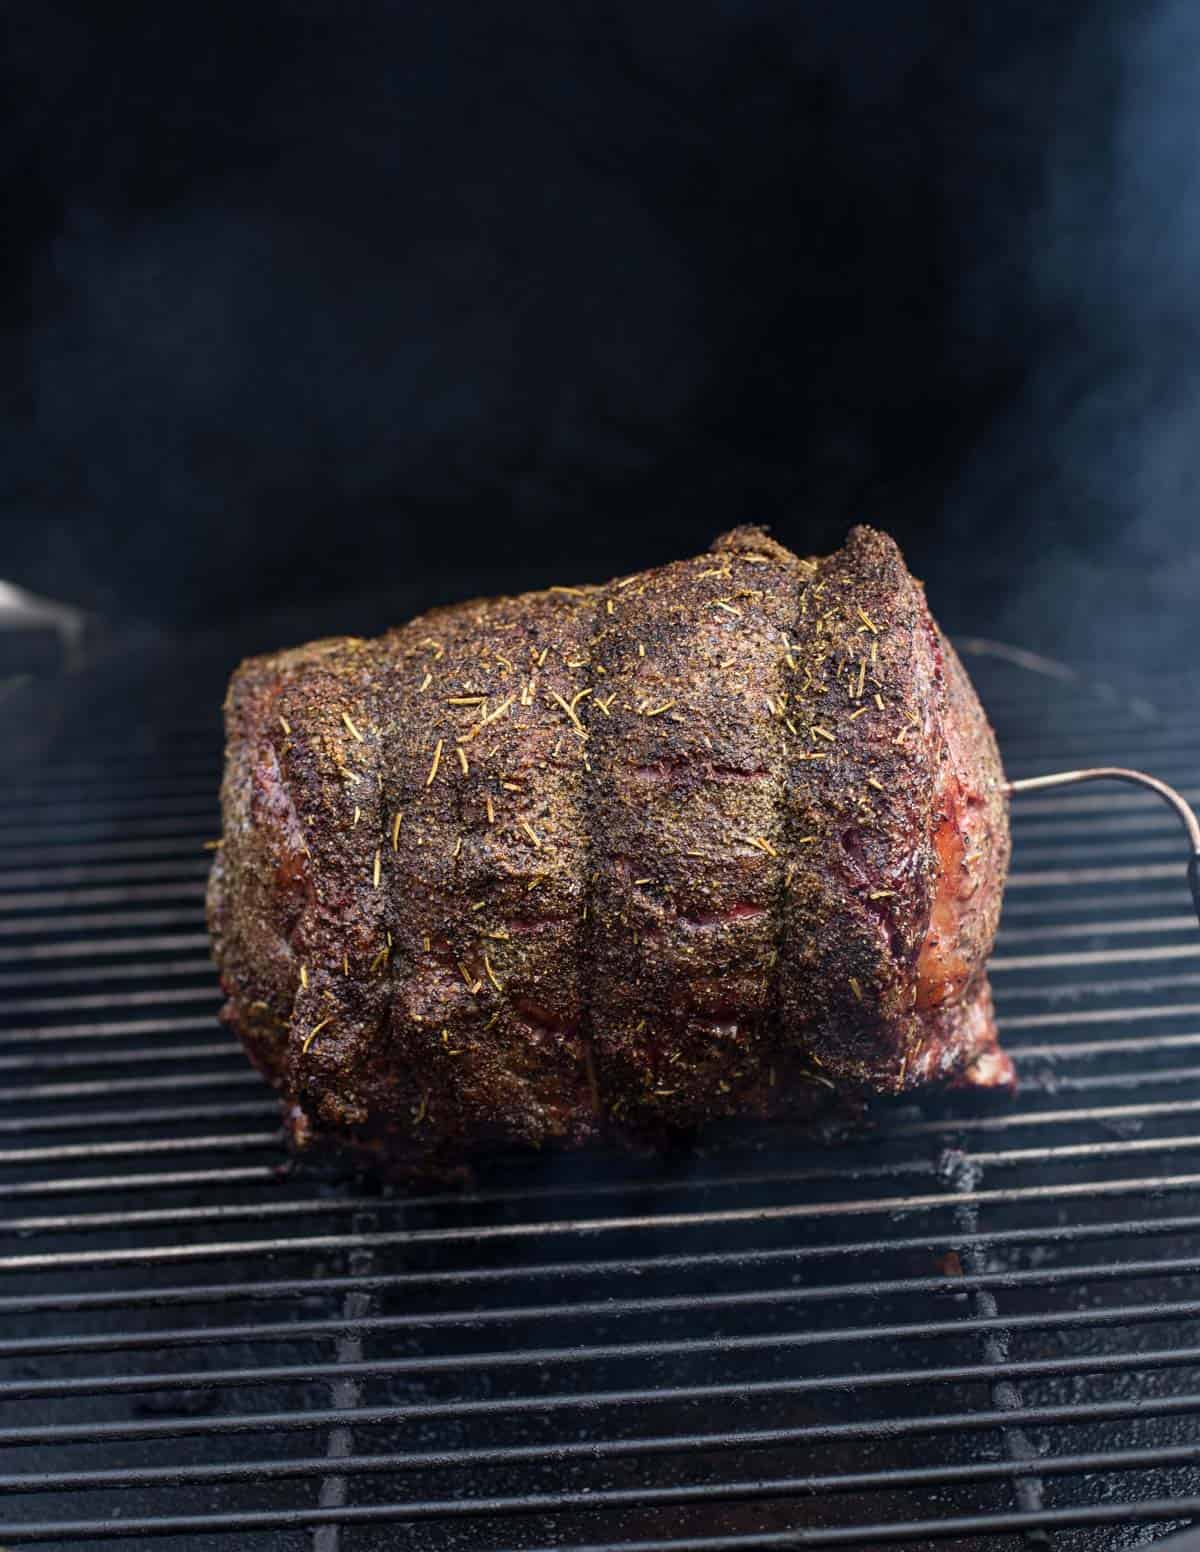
208,526,1011,1174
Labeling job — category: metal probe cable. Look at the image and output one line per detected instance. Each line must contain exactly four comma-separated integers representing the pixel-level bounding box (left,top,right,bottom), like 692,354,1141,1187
1005,767,1200,927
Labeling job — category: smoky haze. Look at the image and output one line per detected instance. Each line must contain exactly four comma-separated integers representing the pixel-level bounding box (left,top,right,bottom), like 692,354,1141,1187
944,0,1200,672
2,1,1197,674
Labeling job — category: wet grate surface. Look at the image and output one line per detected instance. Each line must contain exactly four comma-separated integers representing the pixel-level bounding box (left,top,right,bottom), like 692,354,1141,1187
1,638,1199,1550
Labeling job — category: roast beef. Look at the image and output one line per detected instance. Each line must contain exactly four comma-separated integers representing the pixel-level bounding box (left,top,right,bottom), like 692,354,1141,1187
207,525,1011,1174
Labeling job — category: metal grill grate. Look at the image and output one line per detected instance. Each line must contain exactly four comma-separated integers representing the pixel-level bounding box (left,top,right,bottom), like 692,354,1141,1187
3,642,1200,1550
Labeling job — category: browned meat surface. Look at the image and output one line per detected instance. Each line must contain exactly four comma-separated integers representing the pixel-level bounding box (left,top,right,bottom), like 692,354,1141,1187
207,525,1011,1175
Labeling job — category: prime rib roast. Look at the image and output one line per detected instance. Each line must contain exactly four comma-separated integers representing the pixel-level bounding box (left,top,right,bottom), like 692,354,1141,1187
208,525,1012,1175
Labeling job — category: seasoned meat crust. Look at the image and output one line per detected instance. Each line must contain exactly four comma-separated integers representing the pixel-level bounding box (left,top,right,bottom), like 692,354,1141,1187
208,526,1011,1174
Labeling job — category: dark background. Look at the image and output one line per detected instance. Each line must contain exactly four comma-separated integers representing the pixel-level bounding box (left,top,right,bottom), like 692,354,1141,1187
5,0,1200,672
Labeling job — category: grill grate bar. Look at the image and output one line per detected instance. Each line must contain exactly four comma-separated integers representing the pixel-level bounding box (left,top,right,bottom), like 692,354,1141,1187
1006,862,1180,887
1000,1000,1200,1028
0,837,219,865
0,907,208,938
0,1015,233,1044
0,956,214,990
967,970,1200,998
3,1248,1200,1319
0,797,215,827
1007,1031,1200,1057
0,859,212,889
1005,754,1200,782
1013,1063,1200,1093
7,1388,1200,1465
4,1475,1200,1546
13,1190,1200,1275
0,1156,941,1208
7,1440,1200,1510
6,1295,1200,1400
1002,730,1200,757
12,1129,1200,1227
2,763,219,790
1002,887,1195,916
0,930,210,962
4,1359,1192,1477
896,1097,1200,1131
0,786,215,814
0,1100,276,1137
0,987,219,1017
992,942,1200,971
503,1504,1200,1551
0,814,217,845
1008,837,1200,869
3,1164,279,1198
0,1068,261,1104
998,913,1199,942
7,1085,1200,1159
8,1084,1200,1158
0,882,209,912
6,1206,1200,1283
0,1040,235,1072
0,778,217,805
13,1169,1200,1272
8,1123,1200,1206
1008,788,1200,818
8,1352,1200,1451
0,1128,276,1166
